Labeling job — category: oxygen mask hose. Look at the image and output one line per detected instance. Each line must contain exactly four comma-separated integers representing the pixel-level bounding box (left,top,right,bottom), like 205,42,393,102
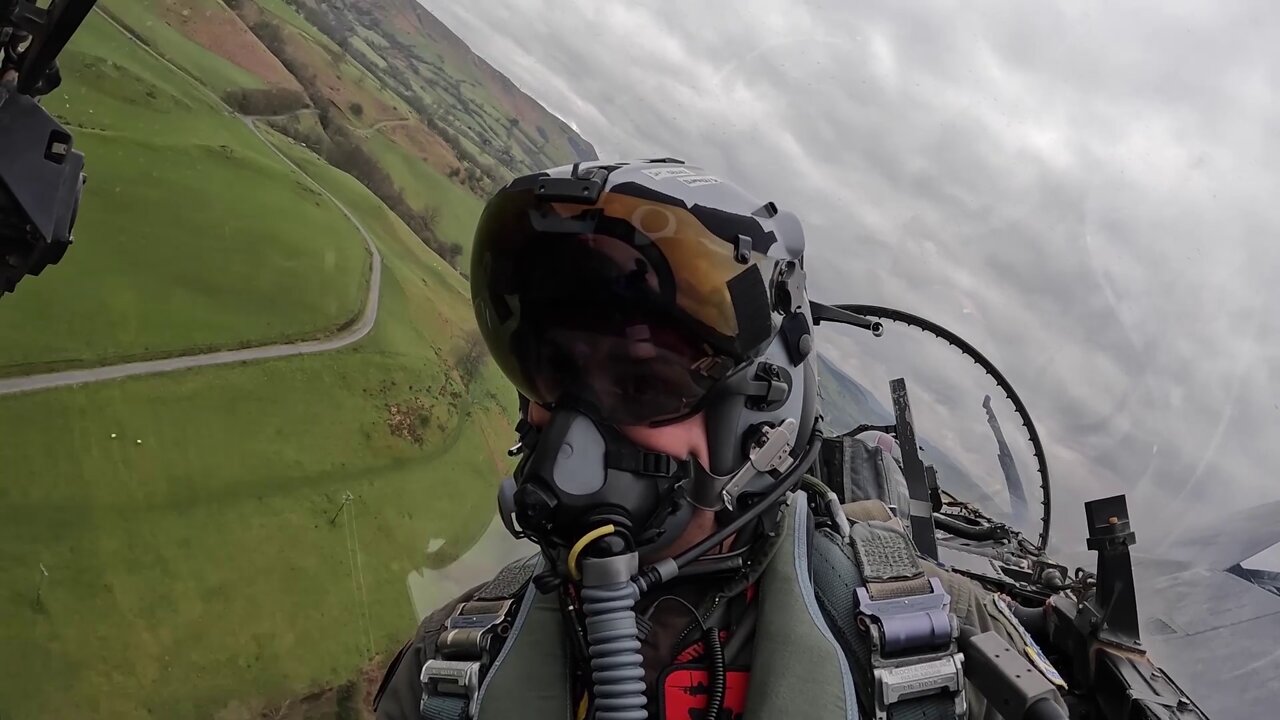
578,539,647,720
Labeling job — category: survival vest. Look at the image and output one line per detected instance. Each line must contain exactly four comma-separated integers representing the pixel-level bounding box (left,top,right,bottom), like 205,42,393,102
413,489,967,720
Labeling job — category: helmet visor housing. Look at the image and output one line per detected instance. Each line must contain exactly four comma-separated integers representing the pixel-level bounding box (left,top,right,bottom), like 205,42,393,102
472,182,777,426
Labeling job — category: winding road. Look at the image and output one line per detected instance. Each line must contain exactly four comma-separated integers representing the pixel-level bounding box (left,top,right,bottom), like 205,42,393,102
359,117,413,136
0,11,385,398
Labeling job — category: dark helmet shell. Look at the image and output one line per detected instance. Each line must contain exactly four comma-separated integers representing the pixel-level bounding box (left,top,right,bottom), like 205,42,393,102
471,159,818,476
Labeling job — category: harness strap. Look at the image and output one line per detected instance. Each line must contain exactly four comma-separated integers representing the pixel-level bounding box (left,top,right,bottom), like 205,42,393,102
605,445,691,478
419,554,540,720
849,520,935,601
811,501,967,720
421,693,469,720
476,554,541,600
843,500,895,524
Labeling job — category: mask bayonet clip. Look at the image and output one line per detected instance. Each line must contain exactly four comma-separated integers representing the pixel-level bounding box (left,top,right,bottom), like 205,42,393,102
721,418,799,511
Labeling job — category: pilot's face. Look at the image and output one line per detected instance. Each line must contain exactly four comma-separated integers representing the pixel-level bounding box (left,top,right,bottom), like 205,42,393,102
526,402,710,470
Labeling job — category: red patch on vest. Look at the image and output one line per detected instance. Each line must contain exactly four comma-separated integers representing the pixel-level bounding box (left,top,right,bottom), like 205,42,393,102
659,665,750,720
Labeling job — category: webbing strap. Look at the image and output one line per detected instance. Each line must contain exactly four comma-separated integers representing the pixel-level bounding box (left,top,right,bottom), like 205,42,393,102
849,521,933,601
887,696,959,720
811,523,964,720
474,554,540,600
605,445,689,477
419,555,540,720
843,500,894,523
420,694,468,720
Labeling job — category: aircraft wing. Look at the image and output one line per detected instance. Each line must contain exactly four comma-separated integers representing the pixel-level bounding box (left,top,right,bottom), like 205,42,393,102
1154,499,1280,572
1102,501,1280,715
1048,549,1280,717
1135,559,1280,718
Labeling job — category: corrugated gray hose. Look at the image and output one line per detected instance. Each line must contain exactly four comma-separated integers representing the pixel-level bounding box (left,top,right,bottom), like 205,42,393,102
580,554,647,720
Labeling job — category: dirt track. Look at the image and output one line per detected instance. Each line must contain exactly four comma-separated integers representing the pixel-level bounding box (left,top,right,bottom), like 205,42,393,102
0,11,384,398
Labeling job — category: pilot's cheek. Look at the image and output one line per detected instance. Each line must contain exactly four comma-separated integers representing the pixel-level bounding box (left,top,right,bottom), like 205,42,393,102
528,403,551,427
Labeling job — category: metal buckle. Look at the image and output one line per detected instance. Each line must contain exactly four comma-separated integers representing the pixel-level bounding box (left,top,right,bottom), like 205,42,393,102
871,654,966,720
858,577,966,720
437,599,514,662
421,599,515,718
421,659,480,718
856,577,953,655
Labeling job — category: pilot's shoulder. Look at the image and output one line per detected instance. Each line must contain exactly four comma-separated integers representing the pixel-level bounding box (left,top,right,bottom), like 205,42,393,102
920,559,988,623
373,583,481,719
373,554,541,718
918,558,1030,654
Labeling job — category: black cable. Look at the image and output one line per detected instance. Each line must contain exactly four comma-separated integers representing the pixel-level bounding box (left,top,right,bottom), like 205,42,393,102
934,512,1008,542
679,555,745,579
698,543,754,563
727,517,760,551
669,432,822,572
642,595,706,632
644,595,726,719
703,626,726,720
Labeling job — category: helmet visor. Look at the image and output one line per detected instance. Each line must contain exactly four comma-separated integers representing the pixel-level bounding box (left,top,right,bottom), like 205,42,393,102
471,185,774,425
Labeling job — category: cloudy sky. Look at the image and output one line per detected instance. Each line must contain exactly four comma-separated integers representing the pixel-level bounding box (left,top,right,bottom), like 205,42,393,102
424,0,1280,562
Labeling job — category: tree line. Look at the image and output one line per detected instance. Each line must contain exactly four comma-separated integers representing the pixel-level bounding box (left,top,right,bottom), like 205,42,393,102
271,0,512,195
223,86,310,117
229,9,463,270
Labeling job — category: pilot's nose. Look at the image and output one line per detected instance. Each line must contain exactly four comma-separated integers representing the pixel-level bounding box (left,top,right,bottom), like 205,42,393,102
525,403,711,469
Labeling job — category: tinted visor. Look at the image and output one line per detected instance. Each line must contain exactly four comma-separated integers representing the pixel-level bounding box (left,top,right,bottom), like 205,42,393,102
472,185,775,425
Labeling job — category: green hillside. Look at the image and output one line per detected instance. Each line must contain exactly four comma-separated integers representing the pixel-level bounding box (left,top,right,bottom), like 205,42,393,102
0,0,598,371
0,9,369,374
99,0,268,93
363,129,484,267
277,0,597,182
0,128,515,716
0,0,595,716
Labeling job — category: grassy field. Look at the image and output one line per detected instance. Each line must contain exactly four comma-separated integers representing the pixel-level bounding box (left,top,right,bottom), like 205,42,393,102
363,130,484,266
250,0,411,131
0,2,579,716
98,0,267,94
0,125,516,720
285,0,593,179
241,0,490,266
253,0,342,54
349,35,388,70
0,11,369,375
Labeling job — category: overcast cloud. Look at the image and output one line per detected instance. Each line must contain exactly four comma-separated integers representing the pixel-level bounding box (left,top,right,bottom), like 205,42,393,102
423,0,1280,561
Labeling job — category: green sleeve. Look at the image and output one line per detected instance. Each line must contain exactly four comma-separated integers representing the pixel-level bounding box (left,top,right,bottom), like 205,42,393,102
922,564,1069,720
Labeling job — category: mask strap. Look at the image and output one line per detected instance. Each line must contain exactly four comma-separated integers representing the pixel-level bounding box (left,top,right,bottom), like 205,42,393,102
604,444,692,479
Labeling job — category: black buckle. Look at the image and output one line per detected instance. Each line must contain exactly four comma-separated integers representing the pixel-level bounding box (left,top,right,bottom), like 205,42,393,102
857,579,966,720
422,599,516,720
639,452,678,476
437,599,514,663
421,659,480,718
606,448,688,478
